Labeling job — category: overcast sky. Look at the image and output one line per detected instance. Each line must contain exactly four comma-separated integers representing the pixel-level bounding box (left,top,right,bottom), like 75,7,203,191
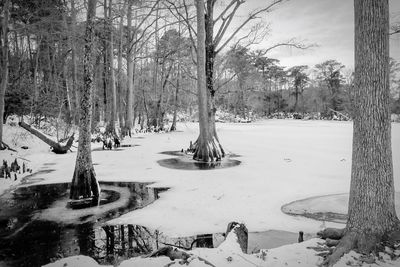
225,0,400,70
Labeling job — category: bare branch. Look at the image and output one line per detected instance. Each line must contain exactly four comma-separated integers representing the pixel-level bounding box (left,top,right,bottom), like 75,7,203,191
216,0,285,54
215,73,237,91
214,0,243,47
263,38,316,54
214,0,241,23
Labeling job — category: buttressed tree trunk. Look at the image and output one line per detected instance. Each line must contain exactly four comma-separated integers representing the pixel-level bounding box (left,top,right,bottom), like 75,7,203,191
321,0,399,265
193,0,224,162
0,0,10,149
70,0,100,200
193,0,222,162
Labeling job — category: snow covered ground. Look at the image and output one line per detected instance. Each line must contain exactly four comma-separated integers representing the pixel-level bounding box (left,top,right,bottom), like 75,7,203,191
44,234,400,267
1,120,399,237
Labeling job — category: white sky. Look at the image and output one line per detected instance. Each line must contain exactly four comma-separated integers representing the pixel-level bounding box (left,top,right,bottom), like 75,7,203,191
223,0,400,69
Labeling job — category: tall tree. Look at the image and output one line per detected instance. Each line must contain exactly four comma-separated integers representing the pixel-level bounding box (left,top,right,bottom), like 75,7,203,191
108,0,118,135
194,0,217,161
315,60,345,113
126,0,134,135
287,65,308,112
70,0,101,200
322,0,399,265
0,0,10,149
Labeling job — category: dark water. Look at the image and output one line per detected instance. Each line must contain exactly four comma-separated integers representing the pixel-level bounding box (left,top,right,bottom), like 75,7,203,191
0,180,300,267
158,151,241,170
0,182,168,267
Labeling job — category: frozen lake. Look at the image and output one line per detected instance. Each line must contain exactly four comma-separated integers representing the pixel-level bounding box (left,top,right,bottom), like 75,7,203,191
9,120,399,238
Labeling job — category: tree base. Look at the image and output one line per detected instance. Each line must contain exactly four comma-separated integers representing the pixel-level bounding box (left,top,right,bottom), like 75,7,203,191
317,225,400,266
192,136,225,162
70,167,100,200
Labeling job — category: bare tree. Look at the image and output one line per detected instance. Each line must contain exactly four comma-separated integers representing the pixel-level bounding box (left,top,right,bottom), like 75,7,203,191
168,0,307,161
321,0,399,265
70,0,101,200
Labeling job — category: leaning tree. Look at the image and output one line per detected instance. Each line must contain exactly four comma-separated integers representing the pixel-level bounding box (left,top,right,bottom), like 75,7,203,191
70,0,101,200
321,0,400,265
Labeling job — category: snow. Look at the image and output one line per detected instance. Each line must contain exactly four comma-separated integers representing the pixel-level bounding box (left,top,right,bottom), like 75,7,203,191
44,234,400,267
2,119,397,266
2,120,399,238
282,192,400,219
0,124,54,195
42,255,112,267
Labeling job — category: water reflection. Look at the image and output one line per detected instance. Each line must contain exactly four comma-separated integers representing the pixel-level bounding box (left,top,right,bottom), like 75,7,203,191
158,156,241,170
0,182,168,267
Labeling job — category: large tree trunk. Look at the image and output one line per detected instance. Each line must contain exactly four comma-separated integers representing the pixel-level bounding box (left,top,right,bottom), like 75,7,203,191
0,0,10,149
193,0,222,162
70,0,100,200
200,0,225,159
348,0,398,242
322,1,399,265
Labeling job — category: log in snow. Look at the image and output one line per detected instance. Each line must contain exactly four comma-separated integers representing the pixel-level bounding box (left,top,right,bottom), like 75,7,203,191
19,121,74,154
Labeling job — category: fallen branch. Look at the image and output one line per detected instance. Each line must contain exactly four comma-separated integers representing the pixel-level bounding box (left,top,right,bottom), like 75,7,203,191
19,121,74,154
1,141,17,152
147,246,216,267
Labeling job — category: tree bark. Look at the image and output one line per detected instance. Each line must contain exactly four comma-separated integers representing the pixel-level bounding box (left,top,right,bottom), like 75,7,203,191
322,1,399,265
0,0,10,149
70,0,79,124
109,0,118,135
70,0,100,200
19,121,74,154
126,0,134,135
193,0,223,162
349,0,398,241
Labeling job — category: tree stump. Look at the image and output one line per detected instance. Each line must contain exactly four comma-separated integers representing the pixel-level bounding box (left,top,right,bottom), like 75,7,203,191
225,221,248,253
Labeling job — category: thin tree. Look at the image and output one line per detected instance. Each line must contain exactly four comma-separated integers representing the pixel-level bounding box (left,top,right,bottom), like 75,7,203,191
109,0,118,135
287,65,308,112
321,0,399,265
126,0,134,135
70,0,101,200
0,0,10,149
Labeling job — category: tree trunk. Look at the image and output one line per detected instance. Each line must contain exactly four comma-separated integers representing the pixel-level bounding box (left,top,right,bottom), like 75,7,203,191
322,1,399,265
193,0,222,162
202,0,225,159
117,1,126,130
70,0,100,200
108,0,118,135
349,0,398,242
126,1,134,135
0,0,10,149
102,0,108,123
170,65,180,131
70,0,79,124
19,121,74,154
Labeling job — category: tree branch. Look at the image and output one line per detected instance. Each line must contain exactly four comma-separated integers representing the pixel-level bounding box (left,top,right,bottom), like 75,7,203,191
216,0,285,54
